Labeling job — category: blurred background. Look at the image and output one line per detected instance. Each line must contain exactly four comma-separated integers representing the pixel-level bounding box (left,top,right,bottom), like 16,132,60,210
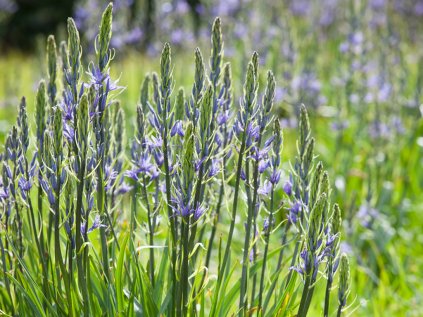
1,0,423,315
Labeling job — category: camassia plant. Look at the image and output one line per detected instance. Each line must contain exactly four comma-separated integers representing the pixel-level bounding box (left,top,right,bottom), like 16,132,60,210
0,4,351,317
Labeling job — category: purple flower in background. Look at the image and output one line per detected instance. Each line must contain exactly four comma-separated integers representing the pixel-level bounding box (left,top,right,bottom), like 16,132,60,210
290,0,310,16
0,0,17,12
415,1,423,15
357,203,380,228
331,120,349,132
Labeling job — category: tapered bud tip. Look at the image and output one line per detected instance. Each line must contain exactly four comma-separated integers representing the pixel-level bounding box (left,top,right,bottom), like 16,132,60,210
213,17,221,28
47,35,56,51
252,51,259,74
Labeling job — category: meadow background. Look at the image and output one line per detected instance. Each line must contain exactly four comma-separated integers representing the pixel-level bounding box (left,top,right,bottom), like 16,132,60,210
0,0,423,316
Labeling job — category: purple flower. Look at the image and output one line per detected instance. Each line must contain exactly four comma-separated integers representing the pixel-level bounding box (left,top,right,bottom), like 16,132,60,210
270,170,281,185
263,217,270,233
258,180,272,196
208,159,220,177
283,180,292,195
87,214,107,233
18,177,31,192
171,120,184,137
40,179,55,206
288,201,302,224
258,160,269,173
125,168,139,181
0,187,9,200
240,169,246,181
194,205,205,220
217,111,229,125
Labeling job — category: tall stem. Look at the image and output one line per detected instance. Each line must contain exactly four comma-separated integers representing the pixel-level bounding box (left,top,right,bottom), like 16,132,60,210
240,128,264,315
210,125,248,317
258,185,274,315
75,157,89,315
54,159,73,316
142,175,155,287
323,261,333,317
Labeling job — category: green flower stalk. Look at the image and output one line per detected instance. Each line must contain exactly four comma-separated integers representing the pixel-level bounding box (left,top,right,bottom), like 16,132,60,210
67,18,81,102
98,3,113,71
210,17,223,88
47,35,57,106
211,57,257,317
180,122,195,316
75,94,90,315
203,62,232,287
337,254,350,317
52,107,73,315
297,193,327,317
93,3,114,283
193,47,205,107
140,74,150,112
245,70,276,311
324,204,342,317
258,119,282,315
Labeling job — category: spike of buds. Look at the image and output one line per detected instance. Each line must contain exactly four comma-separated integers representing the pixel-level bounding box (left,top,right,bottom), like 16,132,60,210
98,3,113,71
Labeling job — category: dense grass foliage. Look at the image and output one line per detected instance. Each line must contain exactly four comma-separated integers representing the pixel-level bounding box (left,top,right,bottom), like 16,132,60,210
0,1,423,317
